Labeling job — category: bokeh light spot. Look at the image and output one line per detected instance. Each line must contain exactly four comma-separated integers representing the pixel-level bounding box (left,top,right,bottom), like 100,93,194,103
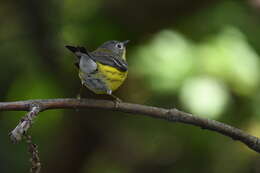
180,77,230,118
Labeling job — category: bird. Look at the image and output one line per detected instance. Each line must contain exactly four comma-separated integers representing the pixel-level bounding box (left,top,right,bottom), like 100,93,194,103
65,40,129,102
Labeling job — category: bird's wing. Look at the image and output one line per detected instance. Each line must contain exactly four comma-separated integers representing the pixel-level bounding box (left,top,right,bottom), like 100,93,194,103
90,52,128,72
65,45,128,72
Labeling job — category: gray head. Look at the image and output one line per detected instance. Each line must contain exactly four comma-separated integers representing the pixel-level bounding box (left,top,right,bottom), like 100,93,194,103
98,40,129,57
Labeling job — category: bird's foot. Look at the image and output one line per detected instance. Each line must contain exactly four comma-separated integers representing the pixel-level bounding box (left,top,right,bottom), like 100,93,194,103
110,94,122,108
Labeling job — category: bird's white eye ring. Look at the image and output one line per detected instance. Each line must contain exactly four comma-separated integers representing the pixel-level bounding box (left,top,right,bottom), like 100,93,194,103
116,43,123,49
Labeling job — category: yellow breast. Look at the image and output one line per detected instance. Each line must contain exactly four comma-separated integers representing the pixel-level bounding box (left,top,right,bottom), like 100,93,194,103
97,62,128,92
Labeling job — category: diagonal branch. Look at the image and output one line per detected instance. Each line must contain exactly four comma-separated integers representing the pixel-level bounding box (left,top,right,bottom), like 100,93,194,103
2,98,260,153
9,103,41,143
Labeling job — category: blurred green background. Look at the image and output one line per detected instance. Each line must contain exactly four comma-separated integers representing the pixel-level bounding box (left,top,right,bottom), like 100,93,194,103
1,0,260,172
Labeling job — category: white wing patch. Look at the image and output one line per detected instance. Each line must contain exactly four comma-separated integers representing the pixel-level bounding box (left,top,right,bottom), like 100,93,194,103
79,54,97,73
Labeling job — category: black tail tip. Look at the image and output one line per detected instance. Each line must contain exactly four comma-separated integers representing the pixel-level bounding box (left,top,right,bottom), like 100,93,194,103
65,45,87,54
65,45,77,53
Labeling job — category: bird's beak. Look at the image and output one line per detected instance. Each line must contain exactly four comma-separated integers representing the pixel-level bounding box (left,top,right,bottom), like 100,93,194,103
123,40,130,46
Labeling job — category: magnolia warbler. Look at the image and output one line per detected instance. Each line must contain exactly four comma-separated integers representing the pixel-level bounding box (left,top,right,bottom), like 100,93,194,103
65,40,129,101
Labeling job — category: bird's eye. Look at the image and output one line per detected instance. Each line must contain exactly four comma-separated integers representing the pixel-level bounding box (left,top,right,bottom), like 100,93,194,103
116,43,123,49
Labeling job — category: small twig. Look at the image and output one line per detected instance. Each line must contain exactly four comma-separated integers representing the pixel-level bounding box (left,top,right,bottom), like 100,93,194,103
1,98,260,153
9,103,41,143
25,134,41,173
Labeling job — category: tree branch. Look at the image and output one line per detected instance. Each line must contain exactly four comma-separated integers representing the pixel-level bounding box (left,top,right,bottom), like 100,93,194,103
2,98,260,153
25,134,41,173
9,103,41,143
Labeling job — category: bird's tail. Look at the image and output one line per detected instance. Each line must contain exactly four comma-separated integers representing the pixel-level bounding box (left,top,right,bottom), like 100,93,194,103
65,45,90,68
65,45,88,54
